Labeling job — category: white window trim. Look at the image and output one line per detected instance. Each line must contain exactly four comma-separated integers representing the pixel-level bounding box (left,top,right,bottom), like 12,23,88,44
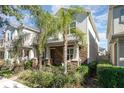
67,47,77,62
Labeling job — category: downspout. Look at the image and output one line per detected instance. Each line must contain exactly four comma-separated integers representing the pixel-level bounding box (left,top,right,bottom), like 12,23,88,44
86,15,90,64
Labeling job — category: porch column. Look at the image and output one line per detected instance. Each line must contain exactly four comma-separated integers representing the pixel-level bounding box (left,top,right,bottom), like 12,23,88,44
75,44,80,66
22,49,25,57
46,46,50,65
46,47,50,59
4,49,8,61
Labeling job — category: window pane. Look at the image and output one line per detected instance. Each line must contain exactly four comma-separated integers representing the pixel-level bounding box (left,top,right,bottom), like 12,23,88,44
70,49,74,54
67,55,69,60
120,9,124,23
121,16,124,22
67,49,70,54
70,55,73,59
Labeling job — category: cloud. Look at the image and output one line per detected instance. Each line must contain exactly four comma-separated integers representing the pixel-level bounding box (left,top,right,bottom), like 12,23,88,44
84,5,108,49
84,5,102,15
7,16,20,27
51,5,64,14
51,5,70,14
98,32,106,41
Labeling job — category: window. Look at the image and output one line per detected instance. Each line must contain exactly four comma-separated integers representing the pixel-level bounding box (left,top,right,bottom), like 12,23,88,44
120,9,124,23
68,21,76,34
8,33,9,41
67,47,74,60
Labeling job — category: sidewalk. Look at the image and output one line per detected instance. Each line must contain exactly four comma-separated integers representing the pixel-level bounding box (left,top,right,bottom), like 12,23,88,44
0,76,28,88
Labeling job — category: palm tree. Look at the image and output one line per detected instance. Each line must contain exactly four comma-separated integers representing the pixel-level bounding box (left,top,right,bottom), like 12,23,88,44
20,6,59,69
56,7,86,74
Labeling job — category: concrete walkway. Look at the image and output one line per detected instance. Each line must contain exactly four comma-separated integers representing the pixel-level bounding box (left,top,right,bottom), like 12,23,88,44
0,76,28,88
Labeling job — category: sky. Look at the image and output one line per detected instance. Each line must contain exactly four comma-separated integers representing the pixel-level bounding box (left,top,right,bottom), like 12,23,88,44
0,5,108,50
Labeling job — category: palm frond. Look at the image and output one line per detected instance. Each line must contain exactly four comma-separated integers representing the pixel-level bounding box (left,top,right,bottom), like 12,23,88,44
71,28,87,47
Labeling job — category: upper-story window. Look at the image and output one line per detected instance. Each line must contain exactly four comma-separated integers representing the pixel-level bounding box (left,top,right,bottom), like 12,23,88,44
120,9,124,24
68,21,76,34
7,33,9,41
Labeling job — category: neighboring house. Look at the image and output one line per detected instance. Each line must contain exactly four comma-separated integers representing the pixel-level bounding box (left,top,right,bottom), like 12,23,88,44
107,5,124,66
0,38,4,59
0,24,39,62
44,9,99,66
98,47,106,56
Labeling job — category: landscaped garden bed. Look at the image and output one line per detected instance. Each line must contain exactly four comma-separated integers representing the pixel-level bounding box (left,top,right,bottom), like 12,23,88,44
16,65,89,88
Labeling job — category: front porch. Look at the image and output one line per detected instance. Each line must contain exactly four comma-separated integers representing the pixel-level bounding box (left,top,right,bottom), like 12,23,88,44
44,42,80,66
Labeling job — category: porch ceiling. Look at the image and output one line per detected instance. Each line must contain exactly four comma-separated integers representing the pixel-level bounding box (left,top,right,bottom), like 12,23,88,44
112,32,124,39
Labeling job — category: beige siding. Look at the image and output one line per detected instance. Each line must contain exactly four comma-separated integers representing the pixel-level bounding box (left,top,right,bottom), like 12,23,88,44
119,40,124,66
113,6,124,34
76,14,87,33
88,30,98,62
87,17,99,63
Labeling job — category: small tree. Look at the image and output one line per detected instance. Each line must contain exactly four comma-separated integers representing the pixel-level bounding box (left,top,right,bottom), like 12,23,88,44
20,6,59,70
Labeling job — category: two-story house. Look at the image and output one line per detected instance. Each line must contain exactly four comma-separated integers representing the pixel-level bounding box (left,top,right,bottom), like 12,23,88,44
0,24,39,62
107,5,124,66
44,9,99,66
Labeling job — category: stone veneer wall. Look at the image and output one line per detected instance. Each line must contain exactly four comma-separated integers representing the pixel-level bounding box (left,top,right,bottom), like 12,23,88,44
79,46,87,64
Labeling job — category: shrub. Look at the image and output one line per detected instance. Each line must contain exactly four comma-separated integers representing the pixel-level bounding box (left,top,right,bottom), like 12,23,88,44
76,65,89,84
0,68,13,78
97,64,124,88
38,71,54,88
88,61,97,76
24,60,32,70
18,70,54,88
17,65,89,88
52,73,67,88
18,70,33,80
98,60,112,65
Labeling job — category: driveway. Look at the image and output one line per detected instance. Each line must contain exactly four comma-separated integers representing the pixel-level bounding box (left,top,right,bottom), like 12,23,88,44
0,76,28,88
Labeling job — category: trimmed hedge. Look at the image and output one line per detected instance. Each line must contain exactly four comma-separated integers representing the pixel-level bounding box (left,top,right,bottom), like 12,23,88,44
98,60,112,65
97,64,124,88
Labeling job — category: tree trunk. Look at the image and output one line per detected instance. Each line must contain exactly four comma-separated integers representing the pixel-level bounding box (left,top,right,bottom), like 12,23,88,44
38,54,42,70
63,27,68,74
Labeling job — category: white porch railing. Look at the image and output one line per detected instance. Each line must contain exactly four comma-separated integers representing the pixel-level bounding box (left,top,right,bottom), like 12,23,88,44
47,34,78,43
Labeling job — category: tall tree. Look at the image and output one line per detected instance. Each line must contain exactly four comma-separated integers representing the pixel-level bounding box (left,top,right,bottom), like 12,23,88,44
20,6,59,69
57,7,86,74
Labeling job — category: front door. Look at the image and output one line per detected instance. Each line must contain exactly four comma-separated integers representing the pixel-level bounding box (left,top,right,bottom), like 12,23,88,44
50,47,63,66
50,49,55,65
